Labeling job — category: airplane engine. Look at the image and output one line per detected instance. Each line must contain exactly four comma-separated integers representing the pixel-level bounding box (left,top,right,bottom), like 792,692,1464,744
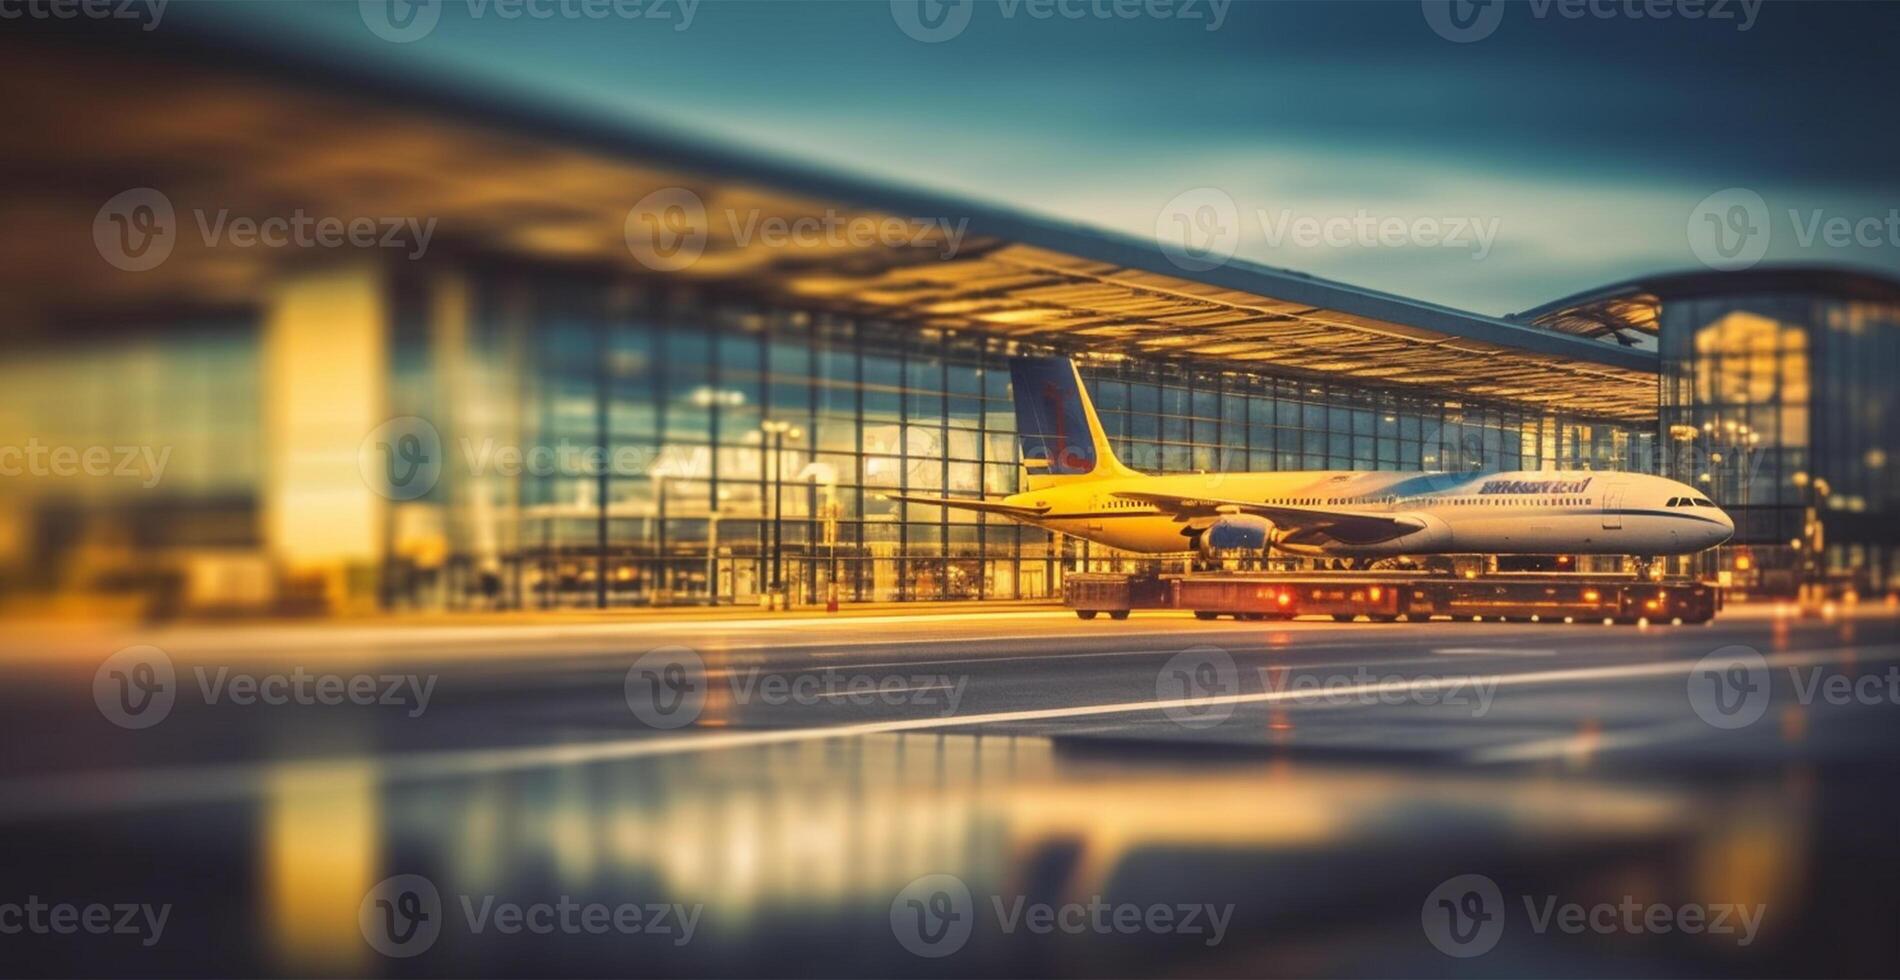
1198,515,1275,556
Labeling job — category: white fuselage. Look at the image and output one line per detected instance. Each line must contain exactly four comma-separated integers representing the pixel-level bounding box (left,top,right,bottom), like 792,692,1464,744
1005,470,1733,557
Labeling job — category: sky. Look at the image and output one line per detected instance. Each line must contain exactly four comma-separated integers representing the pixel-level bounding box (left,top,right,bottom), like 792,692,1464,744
205,0,1900,315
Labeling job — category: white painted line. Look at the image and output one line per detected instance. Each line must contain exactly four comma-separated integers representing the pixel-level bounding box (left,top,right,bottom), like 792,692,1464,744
1467,721,1714,764
1432,647,1558,657
810,682,951,699
5,643,1892,822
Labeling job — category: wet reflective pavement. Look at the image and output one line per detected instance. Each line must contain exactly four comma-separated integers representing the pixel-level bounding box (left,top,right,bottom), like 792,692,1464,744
2,608,1898,977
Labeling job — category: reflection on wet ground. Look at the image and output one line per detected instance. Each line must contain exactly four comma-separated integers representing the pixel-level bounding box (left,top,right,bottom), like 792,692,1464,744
4,730,1881,977
4,610,1900,977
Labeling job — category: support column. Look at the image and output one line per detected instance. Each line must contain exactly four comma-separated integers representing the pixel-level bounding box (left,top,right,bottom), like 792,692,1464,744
262,263,389,615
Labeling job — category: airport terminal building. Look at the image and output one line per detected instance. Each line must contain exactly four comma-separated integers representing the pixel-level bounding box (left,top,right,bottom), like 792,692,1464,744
1,22,1892,613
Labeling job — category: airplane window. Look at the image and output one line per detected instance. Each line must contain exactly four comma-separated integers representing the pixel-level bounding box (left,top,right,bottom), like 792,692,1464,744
1666,497,1681,507
1694,497,1715,507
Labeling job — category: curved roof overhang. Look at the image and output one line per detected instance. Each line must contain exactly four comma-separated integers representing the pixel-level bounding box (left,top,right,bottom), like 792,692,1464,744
0,16,1660,422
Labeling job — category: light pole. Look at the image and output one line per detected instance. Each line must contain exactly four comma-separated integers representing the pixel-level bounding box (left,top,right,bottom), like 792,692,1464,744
760,420,803,608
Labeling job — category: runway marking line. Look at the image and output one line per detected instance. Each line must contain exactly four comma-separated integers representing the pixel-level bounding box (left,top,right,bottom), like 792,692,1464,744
4,643,1894,821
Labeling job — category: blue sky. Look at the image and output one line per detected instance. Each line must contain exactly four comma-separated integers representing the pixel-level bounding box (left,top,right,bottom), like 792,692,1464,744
209,1,1899,314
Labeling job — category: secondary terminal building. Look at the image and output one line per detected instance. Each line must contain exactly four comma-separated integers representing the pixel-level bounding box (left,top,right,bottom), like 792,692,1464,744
0,20,1891,614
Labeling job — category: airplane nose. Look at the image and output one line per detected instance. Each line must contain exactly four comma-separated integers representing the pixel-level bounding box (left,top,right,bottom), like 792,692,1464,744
1713,508,1736,546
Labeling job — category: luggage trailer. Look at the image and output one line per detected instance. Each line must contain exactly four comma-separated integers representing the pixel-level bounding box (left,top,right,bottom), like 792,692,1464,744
1064,572,1722,625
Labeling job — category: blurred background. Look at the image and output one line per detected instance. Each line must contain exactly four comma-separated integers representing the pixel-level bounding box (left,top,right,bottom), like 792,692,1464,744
3,4,1900,979
0,0,1895,621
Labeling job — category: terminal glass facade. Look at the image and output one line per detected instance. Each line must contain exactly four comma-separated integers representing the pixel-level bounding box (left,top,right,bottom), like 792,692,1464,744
1659,292,1900,593
382,269,1657,610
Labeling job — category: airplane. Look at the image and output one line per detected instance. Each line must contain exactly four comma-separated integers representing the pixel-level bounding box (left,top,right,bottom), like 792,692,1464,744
885,356,1734,566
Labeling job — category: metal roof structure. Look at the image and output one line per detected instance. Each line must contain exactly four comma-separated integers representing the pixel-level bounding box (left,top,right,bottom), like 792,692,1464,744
1514,266,1900,350
2,15,1661,421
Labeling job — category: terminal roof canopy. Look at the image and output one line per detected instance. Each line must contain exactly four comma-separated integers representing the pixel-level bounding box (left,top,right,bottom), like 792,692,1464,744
0,21,1657,423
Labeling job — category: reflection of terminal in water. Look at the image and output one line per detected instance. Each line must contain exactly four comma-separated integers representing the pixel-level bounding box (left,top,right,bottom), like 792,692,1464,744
259,735,1811,970
263,762,378,976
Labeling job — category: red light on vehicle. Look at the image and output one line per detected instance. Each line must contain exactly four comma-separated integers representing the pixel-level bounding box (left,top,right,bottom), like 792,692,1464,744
1370,586,1383,601
1583,589,1600,602
1276,592,1291,607
1645,599,1660,611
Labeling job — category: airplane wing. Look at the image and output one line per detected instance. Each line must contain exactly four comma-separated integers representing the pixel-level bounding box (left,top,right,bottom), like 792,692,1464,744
878,493,1050,520
1111,492,1423,545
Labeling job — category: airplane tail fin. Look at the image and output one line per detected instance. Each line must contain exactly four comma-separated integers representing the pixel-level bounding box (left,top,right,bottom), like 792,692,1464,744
1007,356,1140,490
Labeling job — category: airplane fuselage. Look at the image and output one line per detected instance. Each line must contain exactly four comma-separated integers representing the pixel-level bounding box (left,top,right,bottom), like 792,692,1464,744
1003,469,1733,557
